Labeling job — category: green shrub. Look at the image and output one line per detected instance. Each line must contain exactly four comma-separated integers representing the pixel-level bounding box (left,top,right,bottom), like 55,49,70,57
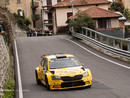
67,11,96,33
13,13,31,30
2,47,15,98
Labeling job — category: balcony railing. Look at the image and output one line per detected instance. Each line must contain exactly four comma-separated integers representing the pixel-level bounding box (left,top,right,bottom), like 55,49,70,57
31,2,39,9
42,5,52,13
32,14,40,20
44,19,53,26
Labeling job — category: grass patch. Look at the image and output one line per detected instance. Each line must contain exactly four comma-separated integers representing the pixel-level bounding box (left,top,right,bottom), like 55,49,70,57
2,46,15,98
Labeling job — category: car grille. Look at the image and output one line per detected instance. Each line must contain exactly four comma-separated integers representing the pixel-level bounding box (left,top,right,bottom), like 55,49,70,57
61,75,83,81
61,81,85,88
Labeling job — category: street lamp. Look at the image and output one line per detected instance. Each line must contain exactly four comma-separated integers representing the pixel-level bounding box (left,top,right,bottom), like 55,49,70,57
70,0,74,21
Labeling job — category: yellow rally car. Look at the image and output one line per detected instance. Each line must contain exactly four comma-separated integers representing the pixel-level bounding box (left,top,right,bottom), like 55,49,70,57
35,54,92,90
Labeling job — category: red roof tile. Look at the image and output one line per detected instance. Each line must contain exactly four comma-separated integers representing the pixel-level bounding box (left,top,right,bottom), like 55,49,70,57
54,0,111,8
69,7,122,19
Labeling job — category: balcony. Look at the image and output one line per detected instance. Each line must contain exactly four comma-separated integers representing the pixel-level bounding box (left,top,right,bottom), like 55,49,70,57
32,14,40,21
43,5,52,13
31,2,39,9
44,19,53,26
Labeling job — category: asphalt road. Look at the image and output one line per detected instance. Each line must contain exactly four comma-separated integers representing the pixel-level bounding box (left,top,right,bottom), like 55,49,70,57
13,35,130,98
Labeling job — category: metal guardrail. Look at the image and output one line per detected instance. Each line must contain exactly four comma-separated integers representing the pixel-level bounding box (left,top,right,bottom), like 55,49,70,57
72,27,130,60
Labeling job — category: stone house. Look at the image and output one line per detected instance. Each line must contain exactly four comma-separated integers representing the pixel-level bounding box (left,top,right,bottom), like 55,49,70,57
5,0,42,29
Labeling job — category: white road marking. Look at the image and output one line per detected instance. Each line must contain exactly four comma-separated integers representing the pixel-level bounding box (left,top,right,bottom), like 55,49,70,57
65,38,130,70
14,40,23,98
1,89,30,92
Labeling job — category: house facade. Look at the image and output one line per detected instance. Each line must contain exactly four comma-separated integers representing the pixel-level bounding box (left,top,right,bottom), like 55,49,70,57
5,0,42,29
52,0,114,33
52,0,123,34
41,0,64,31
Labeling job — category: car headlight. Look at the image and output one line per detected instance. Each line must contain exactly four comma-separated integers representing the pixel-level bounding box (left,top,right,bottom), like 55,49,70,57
52,76,61,80
83,72,88,77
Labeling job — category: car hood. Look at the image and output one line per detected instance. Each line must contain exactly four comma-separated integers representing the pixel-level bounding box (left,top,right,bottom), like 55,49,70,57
50,66,86,76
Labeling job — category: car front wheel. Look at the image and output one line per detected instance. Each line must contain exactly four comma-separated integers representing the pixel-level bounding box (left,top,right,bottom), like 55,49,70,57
45,76,50,90
35,71,41,85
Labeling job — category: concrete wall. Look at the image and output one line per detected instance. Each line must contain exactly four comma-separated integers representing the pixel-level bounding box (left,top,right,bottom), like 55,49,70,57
0,35,9,96
111,18,120,28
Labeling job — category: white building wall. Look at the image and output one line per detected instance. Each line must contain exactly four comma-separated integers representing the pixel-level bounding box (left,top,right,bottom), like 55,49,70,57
98,4,109,10
55,4,109,27
56,6,91,27
111,18,119,28
52,0,58,5
41,0,47,6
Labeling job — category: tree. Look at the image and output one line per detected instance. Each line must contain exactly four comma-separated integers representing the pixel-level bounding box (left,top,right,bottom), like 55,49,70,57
68,11,96,33
109,2,124,13
123,8,130,20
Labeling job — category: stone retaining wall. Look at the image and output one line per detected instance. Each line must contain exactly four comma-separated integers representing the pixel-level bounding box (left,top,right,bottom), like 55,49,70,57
0,35,9,96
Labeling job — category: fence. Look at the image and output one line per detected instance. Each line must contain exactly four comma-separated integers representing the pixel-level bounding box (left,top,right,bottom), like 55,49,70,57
72,27,130,60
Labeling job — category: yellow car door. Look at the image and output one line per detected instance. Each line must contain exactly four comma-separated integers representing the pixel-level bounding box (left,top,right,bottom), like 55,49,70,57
41,58,48,82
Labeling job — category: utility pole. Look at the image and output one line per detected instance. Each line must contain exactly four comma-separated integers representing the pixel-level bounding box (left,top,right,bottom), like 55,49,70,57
32,0,36,28
70,0,74,21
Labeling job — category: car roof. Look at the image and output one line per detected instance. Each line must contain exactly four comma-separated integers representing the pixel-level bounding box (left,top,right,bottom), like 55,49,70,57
42,53,74,59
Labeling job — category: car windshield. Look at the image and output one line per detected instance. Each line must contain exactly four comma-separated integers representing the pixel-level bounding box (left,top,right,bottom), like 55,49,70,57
49,57,80,69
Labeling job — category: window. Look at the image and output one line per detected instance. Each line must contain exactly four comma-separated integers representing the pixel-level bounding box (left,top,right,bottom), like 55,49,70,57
47,0,52,10
57,0,61,3
47,0,52,6
67,12,72,19
49,57,80,69
6,0,9,4
48,13,52,20
17,9,23,16
98,18,111,28
43,59,47,70
112,0,115,2
17,0,21,3
41,59,48,70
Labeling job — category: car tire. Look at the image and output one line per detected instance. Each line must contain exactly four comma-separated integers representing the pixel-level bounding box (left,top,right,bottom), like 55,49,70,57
88,85,91,88
45,76,50,90
35,71,41,85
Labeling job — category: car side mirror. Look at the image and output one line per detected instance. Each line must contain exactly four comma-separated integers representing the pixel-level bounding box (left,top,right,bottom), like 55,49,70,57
81,63,84,67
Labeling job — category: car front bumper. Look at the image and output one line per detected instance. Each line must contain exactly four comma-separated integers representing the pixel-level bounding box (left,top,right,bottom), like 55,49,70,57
48,76,92,90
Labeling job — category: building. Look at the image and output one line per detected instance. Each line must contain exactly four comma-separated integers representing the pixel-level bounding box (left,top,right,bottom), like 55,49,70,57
52,0,113,33
5,0,42,29
121,0,130,10
110,0,130,10
0,0,6,8
68,7,122,30
41,0,63,31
